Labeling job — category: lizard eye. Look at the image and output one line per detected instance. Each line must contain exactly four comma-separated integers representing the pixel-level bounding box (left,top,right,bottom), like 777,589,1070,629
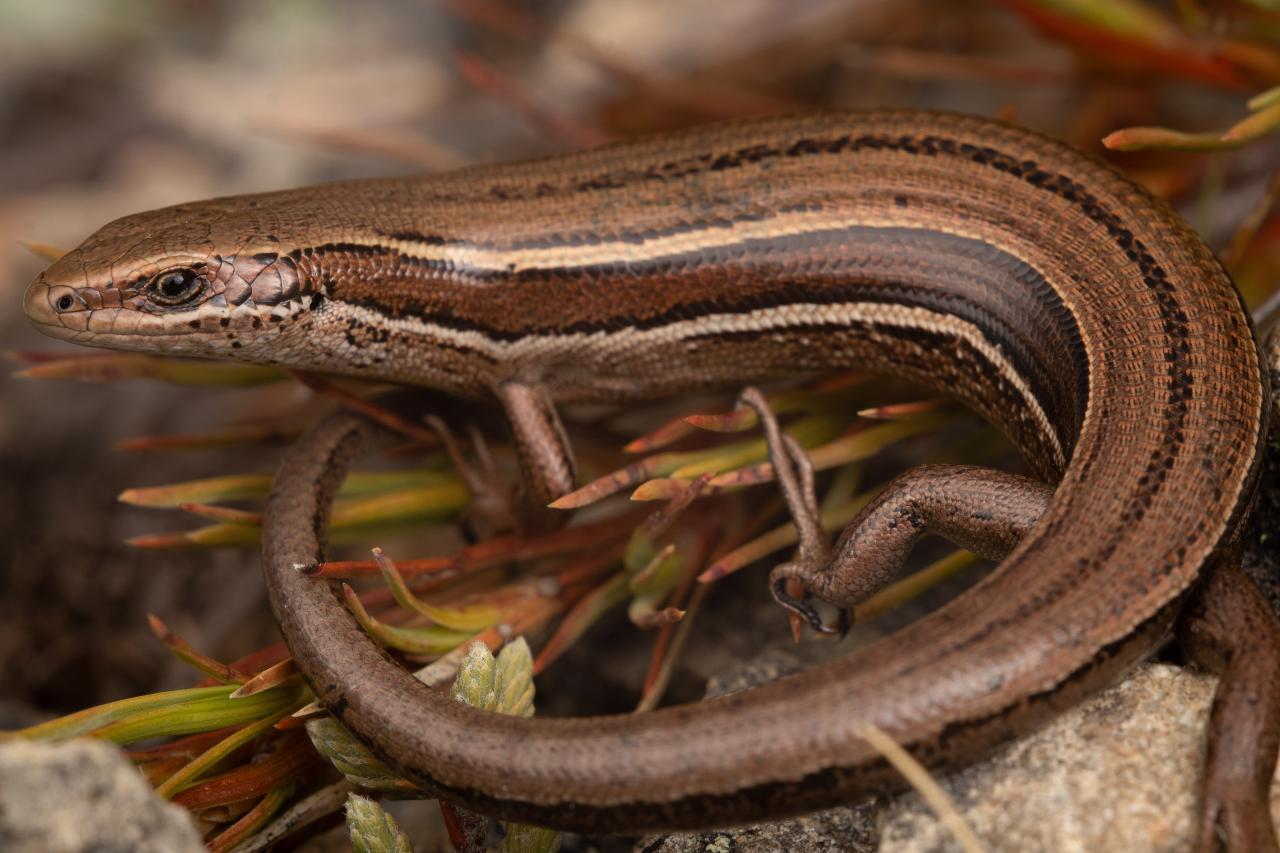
147,269,205,306
49,285,82,313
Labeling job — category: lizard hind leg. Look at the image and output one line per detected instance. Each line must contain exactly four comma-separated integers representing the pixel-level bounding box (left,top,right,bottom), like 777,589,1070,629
738,387,1053,636
1176,554,1280,853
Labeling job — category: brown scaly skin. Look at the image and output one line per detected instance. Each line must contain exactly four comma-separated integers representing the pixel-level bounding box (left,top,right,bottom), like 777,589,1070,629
22,111,1280,845
1178,551,1280,850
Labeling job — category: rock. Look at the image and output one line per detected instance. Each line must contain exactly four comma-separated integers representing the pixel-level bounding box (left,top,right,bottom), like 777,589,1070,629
879,663,1280,852
639,808,876,853
0,738,204,853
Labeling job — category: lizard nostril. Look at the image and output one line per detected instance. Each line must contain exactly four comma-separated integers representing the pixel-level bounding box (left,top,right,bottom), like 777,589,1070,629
23,275,60,323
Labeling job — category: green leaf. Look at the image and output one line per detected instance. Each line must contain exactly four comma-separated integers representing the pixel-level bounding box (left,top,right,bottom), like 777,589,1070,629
447,638,555,851
119,469,456,508
8,685,299,744
344,584,476,655
492,638,535,718
502,823,561,853
16,353,285,385
372,548,500,631
450,642,498,710
154,694,308,798
346,794,413,853
306,717,419,795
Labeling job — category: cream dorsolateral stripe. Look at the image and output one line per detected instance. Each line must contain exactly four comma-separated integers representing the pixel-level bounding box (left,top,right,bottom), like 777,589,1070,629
335,298,1066,467
375,208,1069,278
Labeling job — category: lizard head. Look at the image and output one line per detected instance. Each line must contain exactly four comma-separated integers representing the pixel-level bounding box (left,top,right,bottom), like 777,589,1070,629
23,194,313,361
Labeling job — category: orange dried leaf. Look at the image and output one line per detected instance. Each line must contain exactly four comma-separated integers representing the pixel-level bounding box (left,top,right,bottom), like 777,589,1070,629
623,416,699,452
857,399,948,420
230,660,299,698
629,478,694,501
18,239,68,262
120,475,273,507
126,524,259,549
172,730,320,811
178,503,263,524
999,0,1245,88
1102,125,1232,151
550,455,689,509
206,783,294,853
631,607,684,629
16,353,284,386
148,614,245,684
684,406,759,433
312,509,642,578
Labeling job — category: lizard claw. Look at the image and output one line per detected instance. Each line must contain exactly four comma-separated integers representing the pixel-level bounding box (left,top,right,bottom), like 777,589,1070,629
771,574,835,635
836,608,852,640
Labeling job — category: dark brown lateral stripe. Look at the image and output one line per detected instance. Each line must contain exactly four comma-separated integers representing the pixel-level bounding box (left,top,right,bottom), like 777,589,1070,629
320,225,1088,450
308,127,1191,500
380,126,1192,523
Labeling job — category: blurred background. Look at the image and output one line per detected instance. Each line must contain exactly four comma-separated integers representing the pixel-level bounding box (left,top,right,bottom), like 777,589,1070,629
3,0,1280,849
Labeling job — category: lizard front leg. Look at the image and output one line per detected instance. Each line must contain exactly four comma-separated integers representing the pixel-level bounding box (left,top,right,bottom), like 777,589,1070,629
427,380,576,538
495,380,577,533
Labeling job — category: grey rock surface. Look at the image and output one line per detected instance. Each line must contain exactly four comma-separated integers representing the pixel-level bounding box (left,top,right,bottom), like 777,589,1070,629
880,663,1280,853
640,808,876,853
0,738,204,853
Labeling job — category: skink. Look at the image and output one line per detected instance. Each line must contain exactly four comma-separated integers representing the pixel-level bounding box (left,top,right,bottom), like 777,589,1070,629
23,111,1280,849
